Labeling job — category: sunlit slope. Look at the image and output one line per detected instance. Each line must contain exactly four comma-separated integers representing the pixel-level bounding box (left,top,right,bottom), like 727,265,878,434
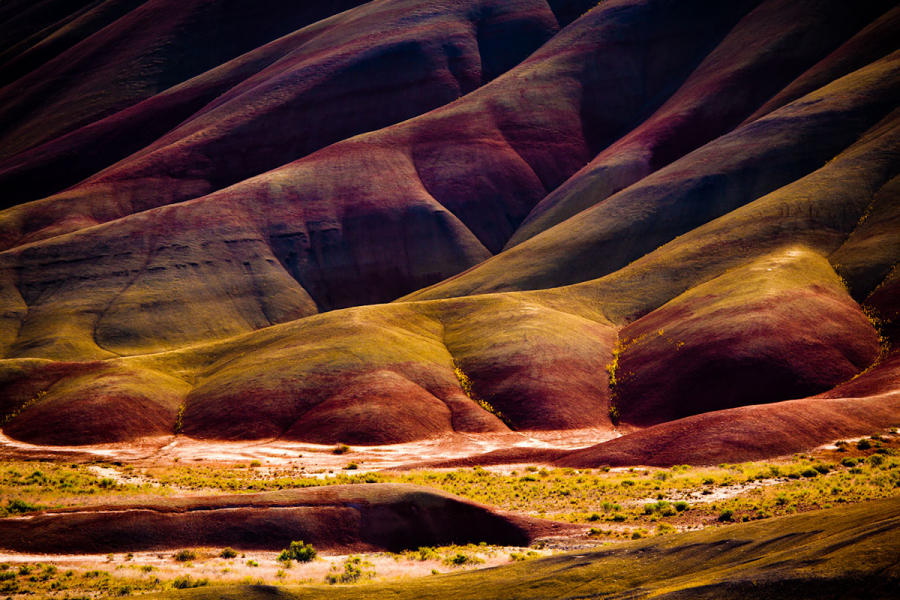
0,290,618,445
149,497,900,600
0,246,887,449
611,250,879,427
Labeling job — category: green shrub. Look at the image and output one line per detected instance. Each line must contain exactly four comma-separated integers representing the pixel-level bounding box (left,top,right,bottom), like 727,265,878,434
643,501,676,516
674,501,689,512
172,575,208,589
443,553,483,567
173,550,196,562
219,548,237,559
325,556,375,584
856,439,872,450
415,546,438,561
5,499,39,514
841,457,858,467
718,509,734,522
332,444,351,455
278,540,317,563
801,468,818,478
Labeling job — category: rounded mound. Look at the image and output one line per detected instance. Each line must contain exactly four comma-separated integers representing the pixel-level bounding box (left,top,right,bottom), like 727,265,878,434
0,484,571,554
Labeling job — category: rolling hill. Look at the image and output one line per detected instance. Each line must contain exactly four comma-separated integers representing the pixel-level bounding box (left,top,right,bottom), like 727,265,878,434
0,0,897,465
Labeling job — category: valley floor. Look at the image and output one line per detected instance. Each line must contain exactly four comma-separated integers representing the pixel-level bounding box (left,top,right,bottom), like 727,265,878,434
0,428,895,598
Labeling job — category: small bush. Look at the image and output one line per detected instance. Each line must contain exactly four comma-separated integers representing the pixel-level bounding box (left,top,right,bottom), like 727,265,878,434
841,457,858,467
325,556,375,584
801,468,819,478
718,509,734,522
643,501,675,516
172,575,208,589
674,501,689,512
443,553,484,567
278,540,317,564
856,439,872,450
332,444,351,455
173,550,196,562
219,548,238,559
343,463,358,470
414,546,438,561
5,499,38,514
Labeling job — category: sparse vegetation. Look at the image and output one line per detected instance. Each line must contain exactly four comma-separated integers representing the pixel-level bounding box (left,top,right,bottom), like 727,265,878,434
325,556,375,584
454,361,508,424
0,429,896,596
172,575,208,589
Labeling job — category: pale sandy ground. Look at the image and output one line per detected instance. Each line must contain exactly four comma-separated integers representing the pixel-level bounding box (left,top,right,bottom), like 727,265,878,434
0,428,616,471
0,545,556,587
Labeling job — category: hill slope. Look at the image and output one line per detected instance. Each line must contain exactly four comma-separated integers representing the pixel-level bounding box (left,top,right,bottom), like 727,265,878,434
146,497,900,599
0,0,897,458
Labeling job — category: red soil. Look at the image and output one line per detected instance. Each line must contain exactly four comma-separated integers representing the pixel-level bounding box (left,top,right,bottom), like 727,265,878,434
0,484,575,554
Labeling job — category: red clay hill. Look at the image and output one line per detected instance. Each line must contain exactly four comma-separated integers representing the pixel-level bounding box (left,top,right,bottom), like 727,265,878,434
0,484,573,554
0,0,897,465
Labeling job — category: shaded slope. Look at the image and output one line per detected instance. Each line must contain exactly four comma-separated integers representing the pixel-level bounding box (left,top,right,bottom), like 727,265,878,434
0,484,570,554
0,1,369,209
0,0,369,161
0,0,568,211
148,498,900,600
0,0,147,88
